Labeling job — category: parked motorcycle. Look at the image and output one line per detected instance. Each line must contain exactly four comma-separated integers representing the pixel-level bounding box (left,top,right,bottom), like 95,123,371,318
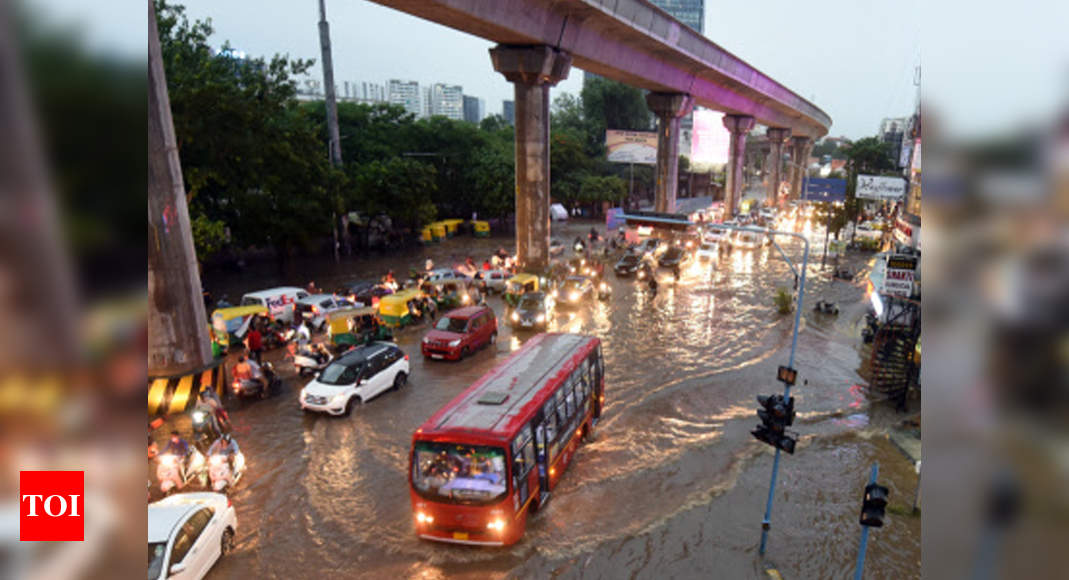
156,450,205,495
208,452,246,493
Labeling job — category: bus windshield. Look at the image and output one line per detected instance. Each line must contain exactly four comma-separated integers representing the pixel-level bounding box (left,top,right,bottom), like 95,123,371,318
412,441,507,505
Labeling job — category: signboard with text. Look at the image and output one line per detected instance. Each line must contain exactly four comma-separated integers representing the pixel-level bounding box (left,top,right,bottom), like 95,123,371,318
883,255,917,297
606,130,658,165
857,175,907,201
801,178,847,202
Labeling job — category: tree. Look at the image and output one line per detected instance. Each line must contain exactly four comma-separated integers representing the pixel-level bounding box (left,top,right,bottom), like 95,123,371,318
353,158,438,232
580,78,651,155
156,0,331,268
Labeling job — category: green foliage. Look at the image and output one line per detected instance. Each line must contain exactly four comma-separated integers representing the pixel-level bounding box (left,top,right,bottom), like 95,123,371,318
191,214,226,259
156,0,331,256
578,175,627,204
580,78,651,154
352,158,438,229
774,287,794,315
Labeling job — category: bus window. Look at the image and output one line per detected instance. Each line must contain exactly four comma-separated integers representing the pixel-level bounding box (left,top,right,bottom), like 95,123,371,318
543,401,558,445
412,441,508,505
564,387,576,420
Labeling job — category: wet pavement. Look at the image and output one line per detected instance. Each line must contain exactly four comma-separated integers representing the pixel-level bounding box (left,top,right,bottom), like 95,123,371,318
175,220,920,579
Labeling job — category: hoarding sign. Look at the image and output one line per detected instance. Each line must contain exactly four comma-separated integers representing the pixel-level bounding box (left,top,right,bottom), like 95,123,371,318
856,175,907,201
689,109,729,165
883,255,917,297
801,178,847,202
606,130,657,165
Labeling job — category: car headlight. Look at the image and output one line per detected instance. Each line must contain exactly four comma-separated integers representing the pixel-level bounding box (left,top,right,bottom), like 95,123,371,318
536,313,545,323
511,312,519,322
569,292,580,301
599,283,607,291
331,393,347,404
448,339,461,347
422,336,430,343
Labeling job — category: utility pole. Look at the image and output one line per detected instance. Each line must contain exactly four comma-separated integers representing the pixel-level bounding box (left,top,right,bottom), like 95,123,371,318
148,0,212,375
318,0,345,261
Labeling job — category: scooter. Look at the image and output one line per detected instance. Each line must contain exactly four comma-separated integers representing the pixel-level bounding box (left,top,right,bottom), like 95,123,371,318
190,408,223,453
232,362,280,399
208,452,246,493
293,345,333,377
597,281,612,301
157,450,206,495
814,300,839,315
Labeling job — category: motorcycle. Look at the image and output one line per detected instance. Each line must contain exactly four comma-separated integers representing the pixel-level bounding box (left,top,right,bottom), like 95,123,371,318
157,450,206,495
232,362,280,399
597,280,612,301
190,408,224,453
293,345,333,377
208,452,246,493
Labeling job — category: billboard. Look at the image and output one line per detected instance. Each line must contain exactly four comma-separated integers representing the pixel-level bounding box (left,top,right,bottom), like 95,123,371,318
856,175,907,201
689,109,729,166
606,130,657,164
801,178,847,202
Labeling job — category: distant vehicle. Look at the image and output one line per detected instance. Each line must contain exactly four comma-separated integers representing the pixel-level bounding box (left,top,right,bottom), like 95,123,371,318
696,241,718,261
409,333,604,546
658,246,693,269
334,280,393,307
299,342,410,415
421,305,497,361
549,239,565,256
240,287,309,324
556,276,595,307
703,225,728,244
729,229,764,250
425,269,472,284
510,291,554,330
295,294,354,332
474,269,511,294
148,492,237,580
613,253,646,277
634,238,663,259
854,222,883,241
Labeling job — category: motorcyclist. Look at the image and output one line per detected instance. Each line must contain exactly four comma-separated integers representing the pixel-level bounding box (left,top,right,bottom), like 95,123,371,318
647,274,659,296
672,264,681,282
192,391,224,437
246,356,269,394
208,432,241,459
295,319,311,348
162,431,190,458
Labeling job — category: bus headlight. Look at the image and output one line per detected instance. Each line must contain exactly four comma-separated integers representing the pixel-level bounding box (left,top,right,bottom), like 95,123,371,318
486,518,506,532
569,292,580,302
416,512,434,524
511,312,519,322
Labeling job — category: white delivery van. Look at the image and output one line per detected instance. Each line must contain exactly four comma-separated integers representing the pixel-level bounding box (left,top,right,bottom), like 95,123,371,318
240,287,309,323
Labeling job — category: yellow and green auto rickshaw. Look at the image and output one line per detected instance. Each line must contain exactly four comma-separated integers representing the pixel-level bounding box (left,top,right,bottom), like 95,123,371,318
420,226,435,245
327,306,393,348
429,279,472,310
504,273,541,308
472,220,490,238
377,287,425,328
440,219,464,237
429,222,447,242
211,305,270,347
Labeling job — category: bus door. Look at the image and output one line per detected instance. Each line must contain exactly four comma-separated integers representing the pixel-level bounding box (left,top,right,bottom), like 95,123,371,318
591,346,604,419
532,411,550,497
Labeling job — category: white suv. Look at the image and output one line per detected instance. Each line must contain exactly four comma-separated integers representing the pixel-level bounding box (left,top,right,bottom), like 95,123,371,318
299,342,410,416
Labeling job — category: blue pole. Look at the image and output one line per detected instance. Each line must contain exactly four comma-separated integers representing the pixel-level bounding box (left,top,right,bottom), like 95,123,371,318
854,463,880,580
758,230,810,555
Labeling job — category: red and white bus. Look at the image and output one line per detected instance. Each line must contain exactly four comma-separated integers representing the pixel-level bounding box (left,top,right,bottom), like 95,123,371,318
409,333,605,546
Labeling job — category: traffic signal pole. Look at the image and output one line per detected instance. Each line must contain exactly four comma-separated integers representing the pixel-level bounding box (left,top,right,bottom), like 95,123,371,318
855,463,880,580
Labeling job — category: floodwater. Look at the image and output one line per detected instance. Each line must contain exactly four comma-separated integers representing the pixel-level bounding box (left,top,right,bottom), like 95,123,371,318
189,220,920,579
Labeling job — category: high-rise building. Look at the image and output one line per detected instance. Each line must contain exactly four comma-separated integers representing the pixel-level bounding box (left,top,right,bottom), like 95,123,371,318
388,79,421,117
503,100,515,125
879,117,909,168
422,87,433,118
463,95,485,123
426,83,464,120
584,0,704,87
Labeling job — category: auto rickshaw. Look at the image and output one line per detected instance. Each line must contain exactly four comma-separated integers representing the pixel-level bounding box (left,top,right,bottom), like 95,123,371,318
328,306,393,348
440,219,464,237
429,279,472,310
420,226,435,245
473,220,490,238
504,273,541,308
429,222,447,242
211,305,270,347
377,287,425,328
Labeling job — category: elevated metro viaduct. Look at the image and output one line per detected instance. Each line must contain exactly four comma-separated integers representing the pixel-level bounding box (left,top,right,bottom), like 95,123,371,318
370,0,832,270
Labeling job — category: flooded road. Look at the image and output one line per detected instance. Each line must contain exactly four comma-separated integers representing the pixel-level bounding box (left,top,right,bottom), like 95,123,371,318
195,221,920,579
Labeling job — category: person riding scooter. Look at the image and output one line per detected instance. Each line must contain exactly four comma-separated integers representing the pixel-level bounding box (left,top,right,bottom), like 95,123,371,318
207,433,243,490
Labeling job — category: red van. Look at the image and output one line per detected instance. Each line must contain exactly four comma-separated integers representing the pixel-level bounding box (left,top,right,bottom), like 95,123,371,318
421,306,497,361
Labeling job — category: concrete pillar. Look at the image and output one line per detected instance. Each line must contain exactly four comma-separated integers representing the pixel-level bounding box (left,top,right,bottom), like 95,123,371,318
722,115,755,218
765,127,791,206
789,136,811,201
645,93,694,213
149,2,212,375
490,45,571,272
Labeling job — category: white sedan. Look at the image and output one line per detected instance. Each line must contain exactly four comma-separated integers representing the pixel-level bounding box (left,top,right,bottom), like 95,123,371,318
696,241,719,261
149,492,237,580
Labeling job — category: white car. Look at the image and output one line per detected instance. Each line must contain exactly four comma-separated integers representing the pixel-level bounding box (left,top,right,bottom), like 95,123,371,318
295,294,354,332
425,268,471,284
476,269,511,293
696,241,719,261
148,492,237,580
703,225,728,244
300,342,410,416
240,287,309,324
730,229,765,250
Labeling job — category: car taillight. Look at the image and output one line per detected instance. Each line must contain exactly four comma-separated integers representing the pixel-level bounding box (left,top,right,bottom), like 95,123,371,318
404,354,409,361
227,497,232,507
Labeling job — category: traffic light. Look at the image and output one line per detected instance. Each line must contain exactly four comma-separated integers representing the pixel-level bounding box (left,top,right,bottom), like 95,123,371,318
859,482,890,527
751,394,797,454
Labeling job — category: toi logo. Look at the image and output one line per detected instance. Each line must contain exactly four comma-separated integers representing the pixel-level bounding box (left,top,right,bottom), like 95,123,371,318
19,471,84,541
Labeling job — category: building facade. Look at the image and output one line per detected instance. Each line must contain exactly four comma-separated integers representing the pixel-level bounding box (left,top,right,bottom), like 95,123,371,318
879,117,909,168
503,100,515,125
388,79,422,117
427,83,464,120
463,95,485,123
